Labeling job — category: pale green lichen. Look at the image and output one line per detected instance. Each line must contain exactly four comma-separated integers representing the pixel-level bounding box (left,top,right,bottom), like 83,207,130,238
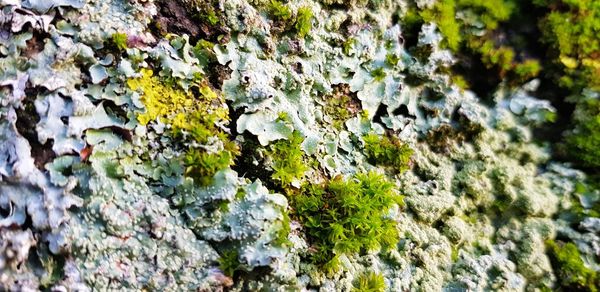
1,0,599,291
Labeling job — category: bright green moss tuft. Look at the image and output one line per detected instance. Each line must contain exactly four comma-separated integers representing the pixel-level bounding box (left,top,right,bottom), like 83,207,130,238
111,32,128,51
295,7,313,38
267,131,307,187
204,8,220,26
546,240,599,292
343,38,357,56
269,0,292,21
352,271,385,292
514,59,542,79
363,133,413,173
370,67,387,81
385,53,400,67
291,172,403,271
532,0,600,168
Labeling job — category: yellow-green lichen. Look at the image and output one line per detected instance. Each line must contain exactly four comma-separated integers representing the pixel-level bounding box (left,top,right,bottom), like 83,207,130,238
128,68,237,186
127,69,199,125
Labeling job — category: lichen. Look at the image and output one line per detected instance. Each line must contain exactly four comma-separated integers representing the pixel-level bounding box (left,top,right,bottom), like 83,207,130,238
1,0,599,290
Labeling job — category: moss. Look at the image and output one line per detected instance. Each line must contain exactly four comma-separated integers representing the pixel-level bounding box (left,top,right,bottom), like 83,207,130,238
477,42,515,71
269,0,292,21
546,240,599,292
295,7,313,38
266,131,307,187
190,1,221,26
219,250,241,277
343,37,357,56
363,133,413,173
128,69,196,125
421,0,461,51
273,210,291,247
322,86,359,130
514,59,542,79
566,98,600,168
370,67,387,82
450,246,460,262
291,172,403,271
184,149,236,186
401,8,425,48
352,271,385,292
408,0,540,84
110,32,128,51
536,0,600,91
451,74,469,89
385,53,400,67
203,8,220,26
531,1,600,168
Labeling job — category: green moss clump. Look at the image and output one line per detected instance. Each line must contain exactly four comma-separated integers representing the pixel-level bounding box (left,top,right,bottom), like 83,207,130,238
419,0,515,51
363,133,413,173
184,150,237,186
353,271,386,292
421,0,461,51
385,53,400,67
514,59,542,80
532,1,600,168
370,67,387,81
291,172,402,271
565,98,600,168
110,32,128,51
219,250,241,277
203,8,220,26
343,38,357,56
267,131,308,187
269,0,292,21
546,240,599,292
536,0,600,91
177,112,238,187
295,7,313,38
408,0,540,84
322,86,359,130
